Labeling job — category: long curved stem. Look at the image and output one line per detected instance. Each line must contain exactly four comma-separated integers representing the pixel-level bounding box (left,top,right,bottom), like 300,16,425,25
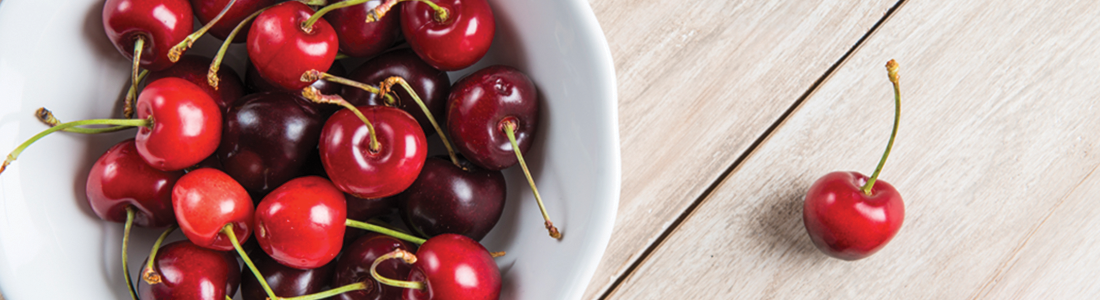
142,224,177,284
503,121,561,239
0,118,152,175
345,219,426,245
301,86,381,152
366,0,448,23
224,224,278,300
35,108,134,134
170,0,238,62
382,76,461,167
300,70,395,105
861,59,901,195
126,37,145,119
209,7,267,90
371,249,424,290
122,207,138,300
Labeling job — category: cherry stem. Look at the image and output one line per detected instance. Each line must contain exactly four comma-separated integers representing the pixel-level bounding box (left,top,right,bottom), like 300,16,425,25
35,108,133,134
123,69,150,119
367,0,448,23
303,0,370,32
299,0,327,5
170,0,238,62
0,118,152,175
502,121,561,239
301,70,395,105
209,7,268,90
345,219,426,245
142,224,176,285
224,224,279,300
371,249,425,290
301,86,382,152
127,37,145,119
122,207,138,300
860,59,901,195
281,282,368,300
381,76,461,167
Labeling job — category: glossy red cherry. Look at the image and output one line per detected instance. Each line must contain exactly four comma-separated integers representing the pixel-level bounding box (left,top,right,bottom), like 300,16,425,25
135,77,224,171
320,105,427,199
324,0,402,58
803,60,905,260
401,0,495,71
86,139,183,228
344,49,451,136
247,1,339,90
191,0,278,43
255,176,347,269
399,156,505,241
102,0,194,71
446,65,537,171
332,233,414,300
173,168,254,251
403,234,500,300
240,251,336,300
138,240,241,300
145,54,245,112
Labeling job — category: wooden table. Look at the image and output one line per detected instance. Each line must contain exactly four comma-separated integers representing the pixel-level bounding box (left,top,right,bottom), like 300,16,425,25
582,0,1100,298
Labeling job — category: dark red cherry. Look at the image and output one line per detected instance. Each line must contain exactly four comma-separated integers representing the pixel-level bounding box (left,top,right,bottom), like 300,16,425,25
320,105,427,199
342,195,400,245
240,250,336,300
217,92,325,197
138,240,241,300
446,65,537,170
404,234,500,300
332,233,414,300
247,1,339,90
324,0,402,58
255,176,347,269
191,0,278,43
172,168,254,251
135,77,223,171
146,54,245,112
401,0,495,71
399,156,505,241
103,0,194,71
86,139,183,228
344,49,450,136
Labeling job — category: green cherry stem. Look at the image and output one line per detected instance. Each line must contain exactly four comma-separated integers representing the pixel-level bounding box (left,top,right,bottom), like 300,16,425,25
366,0,448,23
301,0,370,32
503,121,561,239
127,37,145,119
0,117,152,175
381,76,462,167
209,7,268,90
300,70,396,105
301,86,382,152
123,69,150,119
224,224,279,300
281,282,368,300
122,207,138,300
142,224,177,285
345,219,426,245
370,249,425,290
169,0,238,62
860,59,902,195
35,108,134,134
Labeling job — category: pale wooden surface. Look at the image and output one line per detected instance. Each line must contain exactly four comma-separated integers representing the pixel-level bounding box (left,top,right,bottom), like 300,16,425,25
595,0,1100,298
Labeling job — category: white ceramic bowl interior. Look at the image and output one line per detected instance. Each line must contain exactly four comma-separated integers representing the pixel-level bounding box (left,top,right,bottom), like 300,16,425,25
0,0,619,299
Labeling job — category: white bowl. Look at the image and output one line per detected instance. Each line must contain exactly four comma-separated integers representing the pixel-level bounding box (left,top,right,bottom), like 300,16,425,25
0,0,620,299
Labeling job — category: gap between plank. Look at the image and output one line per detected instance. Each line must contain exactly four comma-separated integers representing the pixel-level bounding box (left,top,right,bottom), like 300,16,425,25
597,0,909,298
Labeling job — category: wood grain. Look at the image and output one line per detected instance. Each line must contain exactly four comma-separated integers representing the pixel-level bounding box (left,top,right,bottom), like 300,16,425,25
582,1,898,298
605,0,1100,298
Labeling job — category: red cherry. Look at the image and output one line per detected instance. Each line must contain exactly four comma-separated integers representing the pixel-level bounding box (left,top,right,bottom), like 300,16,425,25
401,0,495,71
320,105,427,199
255,176,347,270
86,139,183,228
191,0,278,43
138,240,241,300
398,156,505,241
102,0,194,71
446,65,537,171
324,0,402,58
172,168,254,251
403,234,500,300
145,54,246,112
247,1,339,90
803,60,905,260
135,77,223,171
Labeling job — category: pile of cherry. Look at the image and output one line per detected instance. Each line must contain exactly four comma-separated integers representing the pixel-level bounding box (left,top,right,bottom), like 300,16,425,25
0,0,564,299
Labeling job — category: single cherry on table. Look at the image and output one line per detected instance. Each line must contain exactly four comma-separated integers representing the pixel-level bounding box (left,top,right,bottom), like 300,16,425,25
803,60,906,261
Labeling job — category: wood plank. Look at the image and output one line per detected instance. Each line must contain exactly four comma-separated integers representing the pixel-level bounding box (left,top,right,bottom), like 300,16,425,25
582,1,898,298
607,0,1100,298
